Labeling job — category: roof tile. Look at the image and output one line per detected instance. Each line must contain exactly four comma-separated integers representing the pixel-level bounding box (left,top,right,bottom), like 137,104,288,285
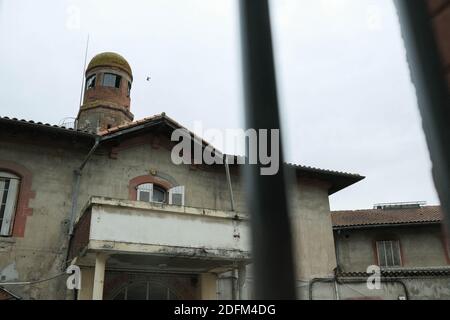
332,205,443,228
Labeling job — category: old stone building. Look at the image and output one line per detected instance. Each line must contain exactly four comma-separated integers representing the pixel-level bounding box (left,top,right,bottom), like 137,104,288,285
327,203,450,300
0,52,364,300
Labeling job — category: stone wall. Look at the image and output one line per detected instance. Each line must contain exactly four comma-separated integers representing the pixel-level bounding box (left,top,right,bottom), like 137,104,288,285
334,224,449,272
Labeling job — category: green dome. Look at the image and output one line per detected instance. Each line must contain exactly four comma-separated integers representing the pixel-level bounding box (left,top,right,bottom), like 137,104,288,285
86,52,132,77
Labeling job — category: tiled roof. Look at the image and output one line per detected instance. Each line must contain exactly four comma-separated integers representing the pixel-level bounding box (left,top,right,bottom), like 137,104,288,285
332,205,443,228
98,113,166,136
286,163,363,179
0,116,95,135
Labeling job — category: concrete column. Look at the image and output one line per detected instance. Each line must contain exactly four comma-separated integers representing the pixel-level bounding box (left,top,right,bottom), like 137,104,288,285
200,273,217,300
77,267,94,300
92,253,108,300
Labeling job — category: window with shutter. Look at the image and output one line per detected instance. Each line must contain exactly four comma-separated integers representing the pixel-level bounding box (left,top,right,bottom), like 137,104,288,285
169,186,185,206
137,183,153,202
0,172,20,236
136,183,167,204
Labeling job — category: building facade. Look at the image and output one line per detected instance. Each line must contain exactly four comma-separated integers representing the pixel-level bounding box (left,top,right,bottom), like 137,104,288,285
0,52,364,300
325,203,450,300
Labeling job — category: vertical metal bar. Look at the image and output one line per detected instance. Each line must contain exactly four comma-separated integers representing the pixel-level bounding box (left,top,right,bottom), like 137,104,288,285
239,0,296,299
394,1,450,233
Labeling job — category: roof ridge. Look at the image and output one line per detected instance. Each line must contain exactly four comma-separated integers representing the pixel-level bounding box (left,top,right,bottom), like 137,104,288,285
332,205,443,228
332,205,442,214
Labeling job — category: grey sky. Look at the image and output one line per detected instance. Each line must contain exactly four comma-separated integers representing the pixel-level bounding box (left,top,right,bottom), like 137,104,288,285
0,0,440,210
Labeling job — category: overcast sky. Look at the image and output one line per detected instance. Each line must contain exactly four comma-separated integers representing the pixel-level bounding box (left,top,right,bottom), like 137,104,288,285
0,0,440,210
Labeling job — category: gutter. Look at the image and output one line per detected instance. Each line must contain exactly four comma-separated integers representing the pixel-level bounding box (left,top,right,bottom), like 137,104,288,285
333,221,442,230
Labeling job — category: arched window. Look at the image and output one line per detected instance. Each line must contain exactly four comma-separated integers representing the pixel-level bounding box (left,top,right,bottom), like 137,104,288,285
137,183,167,204
0,171,20,236
113,281,179,300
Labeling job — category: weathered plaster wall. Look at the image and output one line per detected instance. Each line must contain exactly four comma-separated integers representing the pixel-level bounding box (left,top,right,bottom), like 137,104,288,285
0,131,335,300
74,135,248,217
334,225,449,272
310,277,450,300
290,179,337,281
0,137,90,299
236,180,337,300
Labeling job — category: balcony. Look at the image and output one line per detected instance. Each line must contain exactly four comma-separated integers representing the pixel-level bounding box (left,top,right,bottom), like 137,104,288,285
69,197,251,273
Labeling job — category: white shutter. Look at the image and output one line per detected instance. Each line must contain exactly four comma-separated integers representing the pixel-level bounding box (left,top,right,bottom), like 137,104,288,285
169,186,185,206
0,178,19,236
147,183,154,202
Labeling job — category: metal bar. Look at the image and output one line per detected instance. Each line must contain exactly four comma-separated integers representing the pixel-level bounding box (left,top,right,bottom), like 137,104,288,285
239,0,296,299
394,1,450,234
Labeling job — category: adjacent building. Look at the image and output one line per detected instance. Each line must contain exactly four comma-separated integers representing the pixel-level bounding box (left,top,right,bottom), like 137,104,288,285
326,203,450,300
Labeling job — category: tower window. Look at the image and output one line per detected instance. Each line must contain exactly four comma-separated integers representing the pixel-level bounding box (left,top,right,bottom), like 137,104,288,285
86,74,96,90
127,81,132,96
102,73,121,89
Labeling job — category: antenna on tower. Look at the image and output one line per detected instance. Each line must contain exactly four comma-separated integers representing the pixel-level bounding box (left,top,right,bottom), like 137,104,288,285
78,34,90,110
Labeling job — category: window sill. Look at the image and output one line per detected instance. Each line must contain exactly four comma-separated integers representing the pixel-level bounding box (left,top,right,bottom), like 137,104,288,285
0,237,16,244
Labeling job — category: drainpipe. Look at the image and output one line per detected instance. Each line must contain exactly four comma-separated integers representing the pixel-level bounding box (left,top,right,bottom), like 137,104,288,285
63,136,100,272
333,230,342,300
68,136,100,236
329,231,408,300
224,155,236,212
334,276,409,301
333,279,340,300
308,277,334,300
231,269,238,300
308,274,410,300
